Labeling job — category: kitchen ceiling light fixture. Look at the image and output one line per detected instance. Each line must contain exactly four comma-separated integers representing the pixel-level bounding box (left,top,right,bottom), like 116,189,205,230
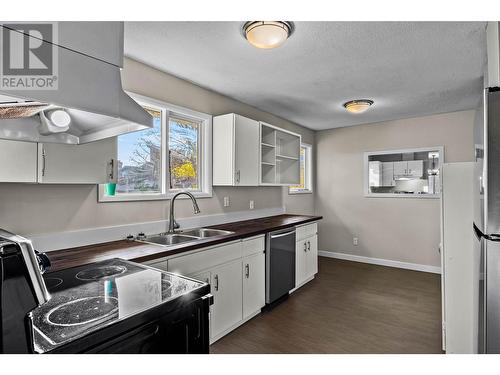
243,21,293,49
343,99,374,114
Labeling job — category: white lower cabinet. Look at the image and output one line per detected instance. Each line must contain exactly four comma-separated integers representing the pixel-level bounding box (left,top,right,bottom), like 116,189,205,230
242,252,265,319
210,259,243,340
295,223,319,288
162,235,266,343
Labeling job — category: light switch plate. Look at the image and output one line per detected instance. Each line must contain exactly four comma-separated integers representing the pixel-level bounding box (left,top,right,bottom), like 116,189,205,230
223,196,230,207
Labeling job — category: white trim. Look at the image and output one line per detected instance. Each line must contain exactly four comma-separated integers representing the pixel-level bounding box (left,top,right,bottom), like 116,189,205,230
28,206,285,252
289,142,313,195
318,250,441,274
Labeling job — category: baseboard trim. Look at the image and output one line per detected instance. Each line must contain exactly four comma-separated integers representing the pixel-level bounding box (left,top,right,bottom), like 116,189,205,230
318,250,441,274
30,206,285,252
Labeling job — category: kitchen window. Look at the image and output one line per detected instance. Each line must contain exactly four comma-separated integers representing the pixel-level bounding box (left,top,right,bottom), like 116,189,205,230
289,143,313,194
99,93,212,202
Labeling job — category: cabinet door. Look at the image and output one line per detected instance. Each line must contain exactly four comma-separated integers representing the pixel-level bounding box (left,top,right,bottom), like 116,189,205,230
296,240,308,287
38,137,116,184
382,162,395,187
407,160,423,178
393,161,407,176
210,259,243,339
243,252,265,319
368,161,382,187
306,234,318,278
234,115,259,186
0,139,38,182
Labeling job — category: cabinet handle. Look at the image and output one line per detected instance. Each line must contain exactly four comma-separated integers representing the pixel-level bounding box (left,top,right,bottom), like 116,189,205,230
308,241,311,251
214,274,219,291
109,158,114,181
236,170,240,184
304,242,307,252
41,147,46,177
245,264,249,278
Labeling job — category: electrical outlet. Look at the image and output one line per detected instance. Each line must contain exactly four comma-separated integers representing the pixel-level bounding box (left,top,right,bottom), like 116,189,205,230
353,237,359,246
223,196,230,207
249,200,255,210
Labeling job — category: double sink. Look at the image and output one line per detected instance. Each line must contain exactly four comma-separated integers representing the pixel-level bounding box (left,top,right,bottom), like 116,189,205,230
138,228,235,247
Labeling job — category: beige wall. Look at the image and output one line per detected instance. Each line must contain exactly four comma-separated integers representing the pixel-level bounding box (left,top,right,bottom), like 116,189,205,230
315,110,475,267
0,58,315,236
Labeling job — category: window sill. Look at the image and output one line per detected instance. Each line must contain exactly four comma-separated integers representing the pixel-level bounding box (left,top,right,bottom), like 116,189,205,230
97,185,213,202
364,193,440,199
288,190,313,195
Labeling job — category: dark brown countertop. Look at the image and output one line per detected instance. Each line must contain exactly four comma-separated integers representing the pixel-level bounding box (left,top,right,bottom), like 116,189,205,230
47,214,322,272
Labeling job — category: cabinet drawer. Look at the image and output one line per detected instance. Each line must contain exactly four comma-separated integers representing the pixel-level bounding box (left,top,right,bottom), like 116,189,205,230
296,223,318,241
242,236,265,257
168,241,242,276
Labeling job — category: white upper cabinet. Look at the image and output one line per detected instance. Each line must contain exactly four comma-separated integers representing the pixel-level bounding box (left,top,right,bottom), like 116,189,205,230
213,114,301,186
0,139,38,183
393,160,423,178
382,162,395,187
213,114,260,186
0,138,116,184
407,160,424,178
37,138,116,184
368,161,382,187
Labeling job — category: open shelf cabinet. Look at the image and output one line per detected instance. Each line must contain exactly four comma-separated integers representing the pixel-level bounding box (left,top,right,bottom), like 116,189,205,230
259,122,301,185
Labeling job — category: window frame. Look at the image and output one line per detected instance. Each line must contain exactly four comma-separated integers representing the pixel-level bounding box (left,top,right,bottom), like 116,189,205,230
363,146,444,199
98,92,212,202
289,143,313,195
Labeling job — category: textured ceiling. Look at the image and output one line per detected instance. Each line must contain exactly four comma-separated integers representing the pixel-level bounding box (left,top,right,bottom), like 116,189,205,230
124,22,486,130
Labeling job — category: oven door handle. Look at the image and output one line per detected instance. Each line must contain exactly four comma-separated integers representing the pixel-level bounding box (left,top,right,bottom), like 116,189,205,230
270,230,296,239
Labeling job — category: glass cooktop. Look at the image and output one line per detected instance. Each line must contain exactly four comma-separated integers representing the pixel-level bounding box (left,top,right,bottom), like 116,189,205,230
30,258,207,353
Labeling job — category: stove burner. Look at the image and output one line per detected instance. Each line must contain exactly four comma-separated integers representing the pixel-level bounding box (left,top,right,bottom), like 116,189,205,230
46,297,118,327
44,277,63,289
75,265,127,281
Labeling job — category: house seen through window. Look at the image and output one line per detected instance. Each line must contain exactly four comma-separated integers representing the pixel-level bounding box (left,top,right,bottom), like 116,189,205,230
116,107,162,194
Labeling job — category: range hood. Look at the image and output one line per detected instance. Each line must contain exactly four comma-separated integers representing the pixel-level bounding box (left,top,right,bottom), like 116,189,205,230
0,22,153,144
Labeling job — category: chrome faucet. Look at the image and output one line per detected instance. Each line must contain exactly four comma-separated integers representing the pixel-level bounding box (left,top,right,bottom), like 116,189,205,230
168,191,201,233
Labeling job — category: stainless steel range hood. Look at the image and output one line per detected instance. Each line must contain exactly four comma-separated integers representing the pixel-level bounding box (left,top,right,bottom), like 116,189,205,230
0,22,153,144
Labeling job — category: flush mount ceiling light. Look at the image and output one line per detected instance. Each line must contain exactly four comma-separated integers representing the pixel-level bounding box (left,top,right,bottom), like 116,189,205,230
343,99,374,114
242,21,294,49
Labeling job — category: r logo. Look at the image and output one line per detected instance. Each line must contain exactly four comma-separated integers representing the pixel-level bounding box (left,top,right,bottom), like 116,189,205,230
0,22,58,90
2,23,53,75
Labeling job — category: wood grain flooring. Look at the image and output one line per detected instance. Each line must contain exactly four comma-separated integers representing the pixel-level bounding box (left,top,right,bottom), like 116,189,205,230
210,257,443,354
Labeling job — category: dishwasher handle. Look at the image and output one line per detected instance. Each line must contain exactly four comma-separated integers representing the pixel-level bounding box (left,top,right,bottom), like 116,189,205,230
270,230,296,239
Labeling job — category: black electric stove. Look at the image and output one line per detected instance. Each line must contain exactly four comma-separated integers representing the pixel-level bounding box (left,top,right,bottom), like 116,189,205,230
30,258,211,354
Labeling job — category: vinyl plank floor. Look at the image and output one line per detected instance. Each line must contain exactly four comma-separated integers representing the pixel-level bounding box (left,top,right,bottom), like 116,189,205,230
210,257,443,354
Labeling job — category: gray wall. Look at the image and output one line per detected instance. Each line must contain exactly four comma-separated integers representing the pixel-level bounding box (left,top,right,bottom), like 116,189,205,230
315,110,475,267
0,58,315,236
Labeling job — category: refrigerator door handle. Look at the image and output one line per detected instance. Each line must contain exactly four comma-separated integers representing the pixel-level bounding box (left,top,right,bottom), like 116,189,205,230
474,223,485,241
473,223,500,242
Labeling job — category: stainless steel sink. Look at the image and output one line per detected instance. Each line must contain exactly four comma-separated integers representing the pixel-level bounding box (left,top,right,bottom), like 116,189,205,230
181,228,234,238
142,234,199,246
138,228,234,247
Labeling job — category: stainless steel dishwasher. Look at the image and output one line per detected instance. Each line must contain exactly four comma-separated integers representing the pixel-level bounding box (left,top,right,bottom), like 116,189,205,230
266,228,296,304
